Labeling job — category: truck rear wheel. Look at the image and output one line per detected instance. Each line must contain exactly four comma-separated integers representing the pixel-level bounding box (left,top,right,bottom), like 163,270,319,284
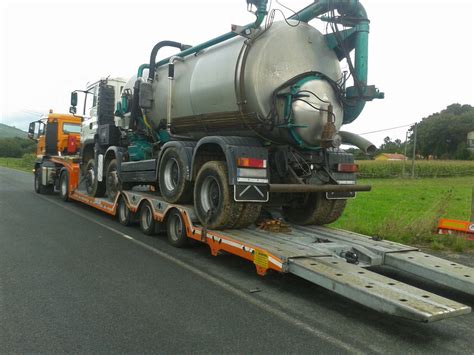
158,148,192,204
34,168,53,194
59,171,69,201
105,159,120,201
85,159,105,197
231,203,262,229
194,161,243,230
282,192,346,225
166,209,189,248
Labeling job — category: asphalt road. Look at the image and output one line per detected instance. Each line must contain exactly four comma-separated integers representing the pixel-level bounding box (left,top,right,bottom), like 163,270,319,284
1,166,473,354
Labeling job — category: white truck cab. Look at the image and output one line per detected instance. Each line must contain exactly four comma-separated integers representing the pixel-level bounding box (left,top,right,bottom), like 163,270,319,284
80,77,127,146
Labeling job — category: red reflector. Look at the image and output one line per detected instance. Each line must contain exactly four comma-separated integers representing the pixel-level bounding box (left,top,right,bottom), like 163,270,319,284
237,157,267,169
337,163,358,173
67,135,77,154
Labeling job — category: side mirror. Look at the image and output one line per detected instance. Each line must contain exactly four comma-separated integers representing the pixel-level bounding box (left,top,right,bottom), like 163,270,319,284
27,121,36,140
70,92,78,107
69,106,77,115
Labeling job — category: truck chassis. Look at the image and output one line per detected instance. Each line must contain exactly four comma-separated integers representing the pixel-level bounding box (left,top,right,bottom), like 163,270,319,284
41,156,474,323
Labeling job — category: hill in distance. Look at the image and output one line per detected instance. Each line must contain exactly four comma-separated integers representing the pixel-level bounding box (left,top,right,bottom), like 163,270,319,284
0,123,28,139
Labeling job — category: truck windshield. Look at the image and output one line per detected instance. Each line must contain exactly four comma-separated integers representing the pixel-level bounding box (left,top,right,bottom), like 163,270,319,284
63,123,81,134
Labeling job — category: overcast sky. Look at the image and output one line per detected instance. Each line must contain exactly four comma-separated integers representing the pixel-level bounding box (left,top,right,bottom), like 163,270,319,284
1,0,473,145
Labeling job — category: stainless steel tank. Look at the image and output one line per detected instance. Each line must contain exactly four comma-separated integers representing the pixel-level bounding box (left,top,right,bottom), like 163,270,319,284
126,21,344,147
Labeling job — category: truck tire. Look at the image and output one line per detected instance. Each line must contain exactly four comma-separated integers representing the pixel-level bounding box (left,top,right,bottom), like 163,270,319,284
194,161,243,230
97,84,115,125
117,196,133,226
105,159,120,201
159,147,192,204
282,192,346,225
231,203,262,229
34,168,53,194
59,171,69,201
85,159,105,197
166,209,189,248
139,201,157,235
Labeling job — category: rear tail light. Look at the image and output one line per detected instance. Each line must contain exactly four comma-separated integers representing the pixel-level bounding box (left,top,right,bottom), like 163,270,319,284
337,163,358,173
237,157,267,169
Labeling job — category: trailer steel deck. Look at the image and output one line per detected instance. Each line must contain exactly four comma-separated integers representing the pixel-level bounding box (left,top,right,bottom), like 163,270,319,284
67,186,474,323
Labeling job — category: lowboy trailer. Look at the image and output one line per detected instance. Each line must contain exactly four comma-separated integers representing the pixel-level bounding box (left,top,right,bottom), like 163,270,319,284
38,155,474,323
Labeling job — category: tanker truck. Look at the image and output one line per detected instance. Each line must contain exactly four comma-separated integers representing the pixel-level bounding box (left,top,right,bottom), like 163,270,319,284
70,0,384,230
32,1,474,322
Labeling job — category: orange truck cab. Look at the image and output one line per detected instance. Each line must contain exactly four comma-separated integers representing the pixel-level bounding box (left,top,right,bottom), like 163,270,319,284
28,111,81,157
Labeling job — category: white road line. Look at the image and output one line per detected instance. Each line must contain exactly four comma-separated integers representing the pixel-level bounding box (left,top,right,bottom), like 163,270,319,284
35,193,361,354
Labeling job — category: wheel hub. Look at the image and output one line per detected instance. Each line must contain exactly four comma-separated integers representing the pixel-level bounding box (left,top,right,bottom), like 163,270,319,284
201,176,221,213
164,158,180,192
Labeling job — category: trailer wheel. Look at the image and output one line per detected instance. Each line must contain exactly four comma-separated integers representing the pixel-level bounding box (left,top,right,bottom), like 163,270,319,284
85,159,105,197
34,168,53,194
158,148,192,203
231,203,262,229
105,159,120,201
139,201,157,235
282,192,346,225
194,161,243,230
117,196,133,226
166,209,189,248
59,171,69,201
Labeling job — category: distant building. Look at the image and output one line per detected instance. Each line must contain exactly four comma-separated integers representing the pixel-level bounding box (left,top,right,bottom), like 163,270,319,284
374,153,408,161
468,131,474,153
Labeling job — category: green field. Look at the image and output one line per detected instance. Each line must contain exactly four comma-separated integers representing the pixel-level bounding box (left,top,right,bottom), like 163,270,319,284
0,154,35,172
331,177,474,251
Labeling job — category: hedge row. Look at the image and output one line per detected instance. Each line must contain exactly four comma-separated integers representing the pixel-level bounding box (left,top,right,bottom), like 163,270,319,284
356,160,474,178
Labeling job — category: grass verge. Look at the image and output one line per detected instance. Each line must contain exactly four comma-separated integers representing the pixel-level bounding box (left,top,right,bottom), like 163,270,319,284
0,154,35,172
331,176,474,252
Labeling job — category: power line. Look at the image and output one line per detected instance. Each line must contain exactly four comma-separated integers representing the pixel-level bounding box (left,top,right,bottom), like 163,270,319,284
358,123,416,136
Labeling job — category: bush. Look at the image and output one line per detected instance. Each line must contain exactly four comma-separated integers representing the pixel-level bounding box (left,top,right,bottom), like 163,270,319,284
356,160,474,178
0,138,35,158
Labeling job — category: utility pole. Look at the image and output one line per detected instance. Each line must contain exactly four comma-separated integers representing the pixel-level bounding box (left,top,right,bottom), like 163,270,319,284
402,130,409,177
411,123,417,178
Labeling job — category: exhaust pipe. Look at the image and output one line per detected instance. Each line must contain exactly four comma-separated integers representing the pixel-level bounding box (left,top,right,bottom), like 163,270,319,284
339,131,377,155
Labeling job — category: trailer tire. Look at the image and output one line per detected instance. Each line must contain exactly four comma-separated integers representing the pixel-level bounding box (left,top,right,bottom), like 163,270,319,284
117,196,133,226
105,159,120,201
97,83,115,124
231,203,262,229
194,161,243,230
159,147,192,204
282,192,346,225
139,201,157,235
166,209,189,248
85,159,105,197
34,168,53,194
59,170,69,201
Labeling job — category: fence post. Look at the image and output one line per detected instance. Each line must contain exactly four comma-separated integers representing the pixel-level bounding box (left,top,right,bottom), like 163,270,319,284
470,187,474,222
411,123,417,178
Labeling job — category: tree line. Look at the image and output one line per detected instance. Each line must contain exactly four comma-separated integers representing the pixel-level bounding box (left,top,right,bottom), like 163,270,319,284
349,104,474,160
0,137,36,158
